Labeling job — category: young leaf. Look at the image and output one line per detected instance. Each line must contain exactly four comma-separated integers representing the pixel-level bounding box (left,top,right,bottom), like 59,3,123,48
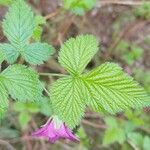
0,65,42,101
82,62,149,113
51,76,87,128
0,44,19,63
22,43,54,65
0,81,8,118
2,0,35,49
59,35,99,75
32,15,46,42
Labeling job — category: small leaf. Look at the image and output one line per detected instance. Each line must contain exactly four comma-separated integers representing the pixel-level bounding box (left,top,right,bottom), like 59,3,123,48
59,35,99,75
0,44,19,63
22,43,54,65
82,62,149,113
32,15,46,41
51,76,87,128
32,26,43,42
1,65,42,101
2,0,35,49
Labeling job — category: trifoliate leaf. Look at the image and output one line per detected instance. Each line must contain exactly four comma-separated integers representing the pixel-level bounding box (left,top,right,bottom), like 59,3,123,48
59,35,99,75
22,43,54,65
51,76,87,128
0,65,42,101
82,62,149,113
2,0,35,49
0,80,8,118
0,44,19,63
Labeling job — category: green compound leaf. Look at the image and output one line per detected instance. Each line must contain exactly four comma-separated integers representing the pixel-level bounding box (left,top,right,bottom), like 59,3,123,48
0,80,8,118
2,0,35,49
51,76,87,128
1,65,42,102
0,44,19,63
82,62,149,113
22,43,54,65
59,34,99,75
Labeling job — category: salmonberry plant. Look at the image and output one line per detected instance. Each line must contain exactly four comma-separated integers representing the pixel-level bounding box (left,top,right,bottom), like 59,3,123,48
0,0,149,142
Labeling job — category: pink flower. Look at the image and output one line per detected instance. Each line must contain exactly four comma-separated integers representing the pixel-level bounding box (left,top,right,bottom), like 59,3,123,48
32,116,79,143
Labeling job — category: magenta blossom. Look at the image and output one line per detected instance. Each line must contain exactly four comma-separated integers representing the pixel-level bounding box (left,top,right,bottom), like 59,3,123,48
32,116,79,143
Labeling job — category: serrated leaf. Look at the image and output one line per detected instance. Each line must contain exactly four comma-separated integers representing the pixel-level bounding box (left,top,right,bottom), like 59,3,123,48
82,62,149,113
0,65,42,101
59,35,99,75
2,0,35,49
0,44,19,63
0,80,8,118
51,76,87,128
22,43,54,65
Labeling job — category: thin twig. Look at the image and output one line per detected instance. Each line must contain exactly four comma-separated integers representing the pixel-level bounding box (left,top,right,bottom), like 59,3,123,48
127,140,140,150
44,8,61,20
82,119,106,129
97,0,149,7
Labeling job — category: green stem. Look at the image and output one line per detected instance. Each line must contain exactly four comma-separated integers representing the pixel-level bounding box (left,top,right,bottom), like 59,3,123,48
39,73,67,77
